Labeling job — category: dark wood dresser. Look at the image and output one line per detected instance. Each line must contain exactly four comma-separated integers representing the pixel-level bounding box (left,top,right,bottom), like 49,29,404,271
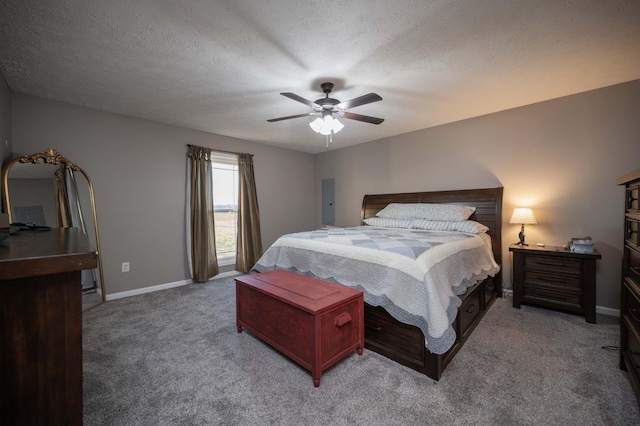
510,244,601,323
0,228,97,425
618,168,640,404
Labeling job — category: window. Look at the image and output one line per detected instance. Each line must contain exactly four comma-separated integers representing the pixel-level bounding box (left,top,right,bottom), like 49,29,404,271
211,152,238,265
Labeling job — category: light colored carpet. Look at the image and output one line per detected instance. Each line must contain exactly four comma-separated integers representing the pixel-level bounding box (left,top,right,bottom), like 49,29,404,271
83,275,639,425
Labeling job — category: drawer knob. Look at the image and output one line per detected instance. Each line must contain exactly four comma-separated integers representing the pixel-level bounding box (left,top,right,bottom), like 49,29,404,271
335,313,352,327
466,303,478,314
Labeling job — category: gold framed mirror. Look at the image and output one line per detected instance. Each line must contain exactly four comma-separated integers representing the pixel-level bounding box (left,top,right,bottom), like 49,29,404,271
1,149,106,311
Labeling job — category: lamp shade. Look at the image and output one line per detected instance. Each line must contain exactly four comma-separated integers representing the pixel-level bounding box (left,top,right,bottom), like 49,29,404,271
509,208,537,225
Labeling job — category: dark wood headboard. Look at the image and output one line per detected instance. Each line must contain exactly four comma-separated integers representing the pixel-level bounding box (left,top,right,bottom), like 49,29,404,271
361,187,504,267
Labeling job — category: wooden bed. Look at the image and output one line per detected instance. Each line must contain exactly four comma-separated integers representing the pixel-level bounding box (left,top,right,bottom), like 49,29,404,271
359,187,503,380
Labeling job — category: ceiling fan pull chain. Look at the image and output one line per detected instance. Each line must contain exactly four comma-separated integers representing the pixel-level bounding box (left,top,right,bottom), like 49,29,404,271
326,131,334,149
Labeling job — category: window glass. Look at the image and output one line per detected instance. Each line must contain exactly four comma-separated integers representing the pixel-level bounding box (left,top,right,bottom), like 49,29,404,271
211,152,238,264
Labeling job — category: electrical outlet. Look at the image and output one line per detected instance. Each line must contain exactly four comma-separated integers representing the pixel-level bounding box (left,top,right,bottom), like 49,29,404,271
122,262,130,272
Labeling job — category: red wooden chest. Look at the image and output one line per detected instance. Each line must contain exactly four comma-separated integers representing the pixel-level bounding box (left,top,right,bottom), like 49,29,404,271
235,270,364,387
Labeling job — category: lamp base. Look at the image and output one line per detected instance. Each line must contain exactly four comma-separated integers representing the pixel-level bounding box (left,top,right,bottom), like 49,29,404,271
516,225,528,246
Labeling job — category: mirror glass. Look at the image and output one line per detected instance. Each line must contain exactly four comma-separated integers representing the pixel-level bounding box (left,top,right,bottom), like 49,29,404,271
1,149,106,311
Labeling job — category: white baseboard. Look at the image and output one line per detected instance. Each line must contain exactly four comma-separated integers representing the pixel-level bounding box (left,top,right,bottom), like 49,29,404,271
106,270,242,301
596,305,620,317
106,272,622,317
501,288,619,317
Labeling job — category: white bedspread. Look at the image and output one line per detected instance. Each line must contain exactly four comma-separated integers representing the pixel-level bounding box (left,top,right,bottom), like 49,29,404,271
252,226,500,354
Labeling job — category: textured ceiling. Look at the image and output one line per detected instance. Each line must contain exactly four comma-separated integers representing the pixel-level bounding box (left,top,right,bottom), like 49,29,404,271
1,0,639,154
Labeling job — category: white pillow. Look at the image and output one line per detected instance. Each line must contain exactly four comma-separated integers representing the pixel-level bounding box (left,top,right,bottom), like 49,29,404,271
363,217,414,229
376,203,476,221
412,219,489,234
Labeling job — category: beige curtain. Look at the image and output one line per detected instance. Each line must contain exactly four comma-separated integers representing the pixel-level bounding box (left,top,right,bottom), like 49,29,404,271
187,145,219,282
235,153,263,273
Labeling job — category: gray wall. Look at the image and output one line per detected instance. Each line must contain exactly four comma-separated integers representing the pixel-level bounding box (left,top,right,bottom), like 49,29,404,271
315,79,640,310
8,79,640,309
11,94,315,295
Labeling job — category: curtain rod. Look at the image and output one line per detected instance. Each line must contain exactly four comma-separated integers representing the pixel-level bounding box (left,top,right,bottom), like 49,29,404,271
186,144,252,157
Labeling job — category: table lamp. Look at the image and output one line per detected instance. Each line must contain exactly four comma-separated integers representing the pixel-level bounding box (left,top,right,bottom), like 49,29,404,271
510,208,537,246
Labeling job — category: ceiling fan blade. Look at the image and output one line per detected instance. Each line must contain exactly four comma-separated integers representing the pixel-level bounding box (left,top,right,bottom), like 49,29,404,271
341,111,384,125
267,112,316,122
335,93,382,110
280,92,318,108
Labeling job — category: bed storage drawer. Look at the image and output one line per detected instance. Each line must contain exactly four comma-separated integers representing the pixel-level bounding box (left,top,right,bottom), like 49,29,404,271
458,287,482,340
364,304,425,368
483,278,498,308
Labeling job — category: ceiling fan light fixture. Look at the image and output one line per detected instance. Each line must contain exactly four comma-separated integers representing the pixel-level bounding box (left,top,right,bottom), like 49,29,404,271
309,117,323,133
330,117,344,133
310,114,344,135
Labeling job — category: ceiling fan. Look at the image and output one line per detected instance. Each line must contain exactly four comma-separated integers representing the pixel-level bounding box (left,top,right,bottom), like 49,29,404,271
267,82,384,145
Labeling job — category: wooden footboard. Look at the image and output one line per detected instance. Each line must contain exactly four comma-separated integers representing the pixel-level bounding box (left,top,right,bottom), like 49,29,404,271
360,187,503,380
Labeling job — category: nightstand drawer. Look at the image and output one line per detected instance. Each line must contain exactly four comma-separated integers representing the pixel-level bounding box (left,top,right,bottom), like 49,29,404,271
524,270,581,290
524,255,581,274
523,284,581,306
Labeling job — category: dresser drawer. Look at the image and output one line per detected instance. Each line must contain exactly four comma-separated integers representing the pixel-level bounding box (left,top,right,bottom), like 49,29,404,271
622,317,640,387
626,218,639,249
627,184,640,212
624,281,640,333
524,270,582,290
625,246,640,287
524,255,581,275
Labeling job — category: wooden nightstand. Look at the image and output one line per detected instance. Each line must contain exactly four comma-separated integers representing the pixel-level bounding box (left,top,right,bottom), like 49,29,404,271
509,244,601,323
